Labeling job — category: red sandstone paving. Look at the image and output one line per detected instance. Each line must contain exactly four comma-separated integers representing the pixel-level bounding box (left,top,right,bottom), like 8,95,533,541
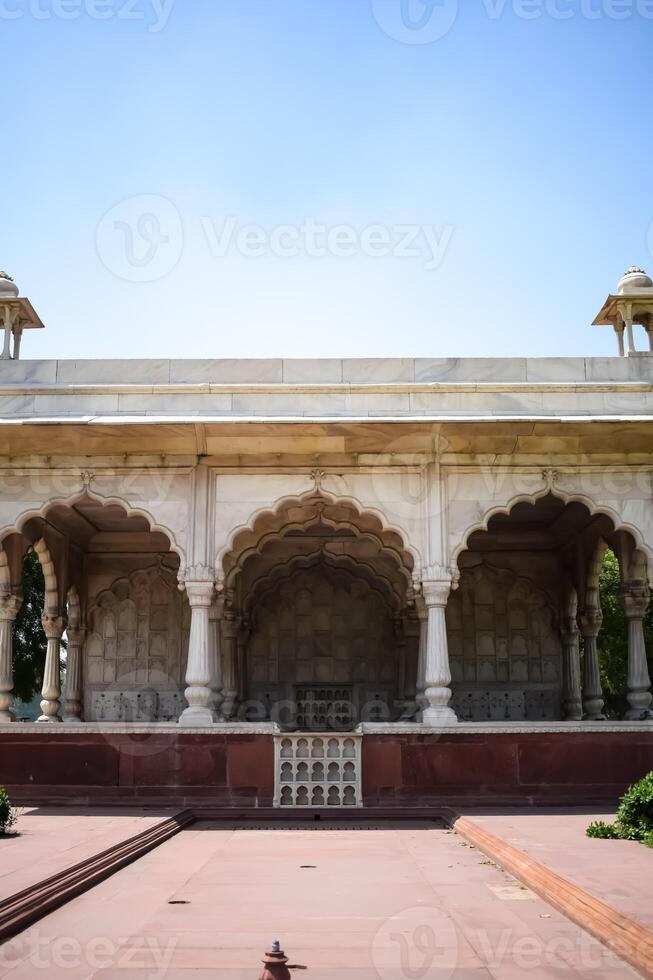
0,807,178,900
458,808,653,932
0,820,641,979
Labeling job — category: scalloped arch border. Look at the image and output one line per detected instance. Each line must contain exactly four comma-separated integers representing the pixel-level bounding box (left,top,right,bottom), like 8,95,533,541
87,560,183,628
216,486,421,583
242,549,401,617
0,488,187,578
451,486,653,585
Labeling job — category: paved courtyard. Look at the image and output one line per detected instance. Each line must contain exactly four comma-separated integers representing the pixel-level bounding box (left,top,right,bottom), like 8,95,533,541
0,819,642,979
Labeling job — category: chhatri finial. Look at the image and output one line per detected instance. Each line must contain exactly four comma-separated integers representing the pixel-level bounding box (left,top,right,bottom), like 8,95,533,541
0,271,18,299
618,266,653,294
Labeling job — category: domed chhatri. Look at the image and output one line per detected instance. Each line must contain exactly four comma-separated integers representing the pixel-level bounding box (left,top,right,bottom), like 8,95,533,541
593,266,653,355
0,271,19,299
618,266,653,294
0,270,45,360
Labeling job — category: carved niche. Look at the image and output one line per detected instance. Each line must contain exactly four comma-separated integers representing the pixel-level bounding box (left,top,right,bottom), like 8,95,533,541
84,565,190,721
247,568,397,716
446,563,562,721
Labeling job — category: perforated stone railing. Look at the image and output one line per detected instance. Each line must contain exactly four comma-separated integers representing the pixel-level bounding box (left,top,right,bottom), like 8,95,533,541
274,734,363,807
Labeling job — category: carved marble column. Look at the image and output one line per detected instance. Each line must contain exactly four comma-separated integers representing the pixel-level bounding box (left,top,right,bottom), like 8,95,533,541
12,326,23,359
237,621,250,705
578,608,605,720
415,597,428,717
208,599,224,721
63,628,85,723
422,578,457,726
560,619,582,722
394,616,407,712
1,307,17,360
179,568,215,726
613,324,625,357
399,614,419,719
38,614,66,723
0,594,21,723
220,613,239,721
620,582,653,720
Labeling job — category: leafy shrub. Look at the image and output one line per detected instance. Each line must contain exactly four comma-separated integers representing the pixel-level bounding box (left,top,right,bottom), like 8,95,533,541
586,820,621,839
586,771,653,844
0,787,17,835
616,771,653,840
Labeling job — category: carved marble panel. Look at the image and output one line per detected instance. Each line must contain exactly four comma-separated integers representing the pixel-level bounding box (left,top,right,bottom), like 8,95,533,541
274,734,362,807
84,565,190,721
247,568,398,721
447,563,562,721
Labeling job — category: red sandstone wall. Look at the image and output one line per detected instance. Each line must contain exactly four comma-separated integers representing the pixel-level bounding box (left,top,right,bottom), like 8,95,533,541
0,731,651,807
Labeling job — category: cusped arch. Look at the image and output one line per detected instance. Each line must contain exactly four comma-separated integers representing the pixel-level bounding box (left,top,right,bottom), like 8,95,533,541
243,550,402,619
218,487,418,589
232,520,412,594
0,489,187,576
451,487,653,585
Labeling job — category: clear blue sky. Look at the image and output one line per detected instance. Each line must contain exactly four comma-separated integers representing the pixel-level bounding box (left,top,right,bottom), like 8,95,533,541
2,0,652,359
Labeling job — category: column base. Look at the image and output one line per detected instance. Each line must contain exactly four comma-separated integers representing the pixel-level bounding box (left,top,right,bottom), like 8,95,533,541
220,693,238,721
422,705,458,726
397,700,420,721
0,714,15,724
179,706,214,727
37,715,62,723
624,707,653,721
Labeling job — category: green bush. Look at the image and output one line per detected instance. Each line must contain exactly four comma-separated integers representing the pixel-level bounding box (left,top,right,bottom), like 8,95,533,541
616,771,653,840
586,820,621,839
586,771,653,844
0,787,17,835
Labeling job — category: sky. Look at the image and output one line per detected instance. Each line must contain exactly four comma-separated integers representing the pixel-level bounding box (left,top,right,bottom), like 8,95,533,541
1,0,652,360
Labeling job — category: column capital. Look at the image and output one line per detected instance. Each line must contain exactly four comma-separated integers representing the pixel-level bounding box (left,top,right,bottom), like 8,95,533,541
620,581,650,620
560,626,579,646
578,607,603,639
421,578,453,608
0,593,21,622
41,613,66,639
414,594,428,621
182,566,215,607
66,627,86,647
222,614,241,640
208,594,225,621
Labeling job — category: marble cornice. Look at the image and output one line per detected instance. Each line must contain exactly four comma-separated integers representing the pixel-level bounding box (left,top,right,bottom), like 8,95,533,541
1,380,653,395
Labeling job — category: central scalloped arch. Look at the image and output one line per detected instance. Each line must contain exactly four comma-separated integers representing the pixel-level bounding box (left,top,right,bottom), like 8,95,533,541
218,487,417,593
243,551,402,618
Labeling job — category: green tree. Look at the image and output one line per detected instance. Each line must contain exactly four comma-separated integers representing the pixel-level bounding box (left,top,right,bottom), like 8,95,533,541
11,550,47,704
597,549,653,716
